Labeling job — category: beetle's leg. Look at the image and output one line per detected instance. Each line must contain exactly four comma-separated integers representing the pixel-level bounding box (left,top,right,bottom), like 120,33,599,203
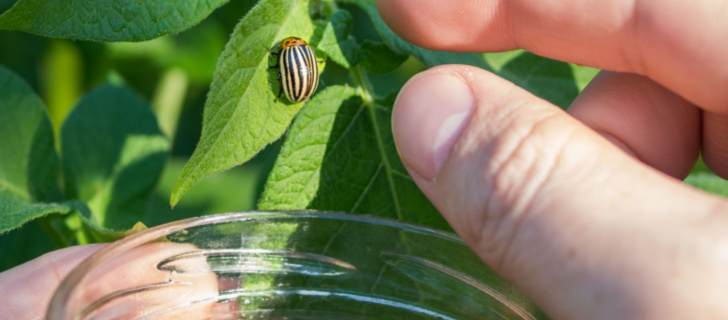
268,46,281,69
274,72,283,102
268,54,280,70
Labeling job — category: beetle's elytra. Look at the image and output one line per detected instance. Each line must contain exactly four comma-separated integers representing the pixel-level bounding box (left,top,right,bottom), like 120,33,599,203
268,37,319,103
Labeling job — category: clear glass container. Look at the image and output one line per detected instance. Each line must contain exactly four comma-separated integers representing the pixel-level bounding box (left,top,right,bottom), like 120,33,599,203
48,211,544,319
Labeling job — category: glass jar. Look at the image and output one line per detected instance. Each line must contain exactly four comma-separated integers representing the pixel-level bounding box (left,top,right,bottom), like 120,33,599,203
48,211,543,319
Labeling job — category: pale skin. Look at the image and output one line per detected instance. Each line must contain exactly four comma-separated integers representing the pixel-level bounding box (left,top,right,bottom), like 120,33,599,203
2,0,728,319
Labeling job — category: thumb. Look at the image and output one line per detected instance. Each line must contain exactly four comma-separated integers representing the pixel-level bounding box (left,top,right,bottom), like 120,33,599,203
392,65,728,319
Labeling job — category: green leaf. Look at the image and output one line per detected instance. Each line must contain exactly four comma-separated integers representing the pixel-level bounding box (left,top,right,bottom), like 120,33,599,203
486,50,581,109
0,220,55,271
0,0,15,14
485,50,600,108
0,0,229,41
685,172,728,198
0,190,75,233
0,65,60,203
0,65,67,233
313,9,359,68
171,0,316,207
107,20,228,83
353,0,490,69
81,219,149,243
147,152,276,227
259,85,450,230
61,84,169,231
359,40,409,74
571,63,600,91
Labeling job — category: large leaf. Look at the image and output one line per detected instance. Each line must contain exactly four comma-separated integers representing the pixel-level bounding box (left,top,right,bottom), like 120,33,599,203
61,84,169,231
259,85,449,230
485,50,599,109
359,40,409,75
171,0,316,207
0,0,229,41
0,65,70,233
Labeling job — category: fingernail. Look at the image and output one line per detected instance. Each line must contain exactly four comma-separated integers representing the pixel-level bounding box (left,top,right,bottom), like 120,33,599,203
392,72,476,181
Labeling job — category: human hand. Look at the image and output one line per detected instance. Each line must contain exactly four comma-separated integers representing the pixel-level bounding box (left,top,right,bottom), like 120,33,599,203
0,242,220,320
379,0,728,319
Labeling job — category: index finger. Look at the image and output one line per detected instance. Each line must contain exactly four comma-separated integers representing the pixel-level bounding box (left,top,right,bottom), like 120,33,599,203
376,0,728,112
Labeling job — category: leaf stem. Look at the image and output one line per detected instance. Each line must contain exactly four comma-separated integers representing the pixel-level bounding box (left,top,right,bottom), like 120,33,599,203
349,64,375,104
321,0,400,220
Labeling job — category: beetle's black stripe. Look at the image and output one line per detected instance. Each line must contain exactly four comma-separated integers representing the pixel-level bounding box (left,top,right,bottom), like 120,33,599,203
298,46,308,100
284,47,297,101
293,47,301,100
305,46,318,98
302,46,314,99
277,43,319,102
280,48,288,100
293,46,307,100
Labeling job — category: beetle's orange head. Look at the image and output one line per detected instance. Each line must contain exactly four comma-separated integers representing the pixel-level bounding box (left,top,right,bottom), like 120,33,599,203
280,37,307,48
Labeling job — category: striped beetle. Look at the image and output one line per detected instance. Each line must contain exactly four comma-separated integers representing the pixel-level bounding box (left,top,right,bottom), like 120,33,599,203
268,37,320,103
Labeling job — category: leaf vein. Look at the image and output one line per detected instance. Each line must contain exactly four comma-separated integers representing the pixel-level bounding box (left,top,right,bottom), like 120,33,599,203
350,163,384,212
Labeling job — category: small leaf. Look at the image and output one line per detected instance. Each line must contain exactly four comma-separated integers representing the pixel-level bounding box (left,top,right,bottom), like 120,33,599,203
314,10,359,68
259,86,450,230
354,0,490,69
685,172,728,198
0,65,60,203
171,0,316,207
81,218,149,243
0,0,229,41
359,40,409,74
61,84,169,231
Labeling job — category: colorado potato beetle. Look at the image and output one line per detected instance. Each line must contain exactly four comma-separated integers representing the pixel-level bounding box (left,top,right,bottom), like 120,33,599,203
268,37,320,103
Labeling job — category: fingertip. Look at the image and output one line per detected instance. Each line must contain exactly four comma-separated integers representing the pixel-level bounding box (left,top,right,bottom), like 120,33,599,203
376,0,513,51
392,67,476,181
